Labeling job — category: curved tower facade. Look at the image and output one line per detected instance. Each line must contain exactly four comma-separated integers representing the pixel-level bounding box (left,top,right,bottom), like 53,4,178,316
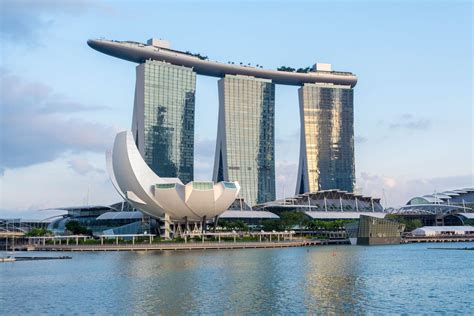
132,60,196,183
296,83,355,194
213,75,276,206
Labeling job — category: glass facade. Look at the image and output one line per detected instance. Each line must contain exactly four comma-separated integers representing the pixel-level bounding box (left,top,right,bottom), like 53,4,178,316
155,183,176,189
213,75,276,206
296,83,355,194
133,60,196,183
192,182,214,190
223,182,237,189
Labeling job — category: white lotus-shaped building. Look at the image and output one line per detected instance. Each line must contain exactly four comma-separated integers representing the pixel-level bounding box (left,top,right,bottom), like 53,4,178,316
107,131,240,222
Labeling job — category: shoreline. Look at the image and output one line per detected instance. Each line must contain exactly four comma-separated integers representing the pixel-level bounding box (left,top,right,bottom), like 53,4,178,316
25,240,329,252
5,236,473,252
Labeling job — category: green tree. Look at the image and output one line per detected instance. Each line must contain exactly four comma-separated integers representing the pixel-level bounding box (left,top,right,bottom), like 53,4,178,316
233,220,249,231
280,211,307,230
405,219,423,231
220,220,249,231
25,228,52,237
464,219,474,226
384,215,423,232
305,219,356,231
277,66,296,72
65,220,90,235
262,219,284,231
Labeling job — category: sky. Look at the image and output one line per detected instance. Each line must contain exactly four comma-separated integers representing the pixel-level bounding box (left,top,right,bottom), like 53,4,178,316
0,0,472,219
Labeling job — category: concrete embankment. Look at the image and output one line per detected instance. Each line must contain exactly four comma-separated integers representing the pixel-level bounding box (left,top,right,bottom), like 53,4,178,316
402,236,474,243
31,240,330,252
1,256,72,262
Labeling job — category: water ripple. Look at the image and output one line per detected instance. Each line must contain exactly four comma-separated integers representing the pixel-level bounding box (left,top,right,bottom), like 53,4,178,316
1,243,473,314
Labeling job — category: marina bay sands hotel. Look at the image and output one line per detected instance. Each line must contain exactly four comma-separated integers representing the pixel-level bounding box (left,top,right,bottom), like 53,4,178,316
88,38,358,206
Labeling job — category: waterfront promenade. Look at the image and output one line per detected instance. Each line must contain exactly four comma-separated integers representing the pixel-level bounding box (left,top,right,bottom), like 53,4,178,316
7,235,474,252
29,240,327,252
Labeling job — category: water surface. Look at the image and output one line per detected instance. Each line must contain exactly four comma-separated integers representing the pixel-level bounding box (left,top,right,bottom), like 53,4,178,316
1,242,473,314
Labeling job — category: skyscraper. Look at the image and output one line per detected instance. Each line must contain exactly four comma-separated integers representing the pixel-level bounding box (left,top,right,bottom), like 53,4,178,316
296,83,355,194
88,39,358,200
132,60,196,183
213,75,276,205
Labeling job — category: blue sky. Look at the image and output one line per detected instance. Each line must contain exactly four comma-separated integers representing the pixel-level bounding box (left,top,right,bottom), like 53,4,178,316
0,0,472,218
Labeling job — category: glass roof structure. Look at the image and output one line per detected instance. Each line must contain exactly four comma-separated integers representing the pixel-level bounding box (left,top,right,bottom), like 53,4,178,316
96,212,144,221
392,188,474,215
255,189,384,213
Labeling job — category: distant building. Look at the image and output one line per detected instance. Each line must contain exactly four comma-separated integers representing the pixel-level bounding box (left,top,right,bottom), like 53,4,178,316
0,219,51,233
132,60,196,183
411,226,474,237
356,215,404,245
390,187,474,226
213,75,276,206
406,188,474,208
45,205,151,236
296,83,355,194
255,189,385,220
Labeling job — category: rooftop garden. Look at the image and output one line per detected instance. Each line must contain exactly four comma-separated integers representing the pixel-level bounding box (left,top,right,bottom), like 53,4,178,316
184,51,208,60
277,66,313,73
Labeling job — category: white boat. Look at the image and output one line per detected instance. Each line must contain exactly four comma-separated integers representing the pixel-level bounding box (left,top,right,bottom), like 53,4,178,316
0,256,16,262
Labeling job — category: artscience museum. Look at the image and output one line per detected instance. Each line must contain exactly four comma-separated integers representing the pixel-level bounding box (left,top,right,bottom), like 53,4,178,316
106,131,240,238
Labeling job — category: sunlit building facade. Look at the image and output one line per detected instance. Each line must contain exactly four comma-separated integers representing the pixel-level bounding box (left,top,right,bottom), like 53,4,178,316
89,39,359,201
296,83,355,194
132,60,196,183
213,75,276,206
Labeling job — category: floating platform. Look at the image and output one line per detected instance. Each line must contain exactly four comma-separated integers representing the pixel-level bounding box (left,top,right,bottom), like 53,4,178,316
0,256,72,262
427,247,474,251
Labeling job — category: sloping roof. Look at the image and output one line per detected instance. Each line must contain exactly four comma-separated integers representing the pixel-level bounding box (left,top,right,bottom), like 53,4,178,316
420,196,443,203
305,211,386,219
256,189,383,210
407,188,474,206
96,212,144,220
393,204,471,215
414,226,474,232
458,213,474,219
219,211,279,219
40,205,118,212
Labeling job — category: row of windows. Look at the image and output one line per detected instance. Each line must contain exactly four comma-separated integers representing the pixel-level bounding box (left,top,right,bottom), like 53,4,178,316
299,86,355,193
217,77,276,205
139,61,196,183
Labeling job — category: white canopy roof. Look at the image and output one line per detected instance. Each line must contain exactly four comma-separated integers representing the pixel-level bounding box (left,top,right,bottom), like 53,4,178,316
219,211,279,219
305,211,386,219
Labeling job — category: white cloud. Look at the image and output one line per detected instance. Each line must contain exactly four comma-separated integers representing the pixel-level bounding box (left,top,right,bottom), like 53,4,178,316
0,71,117,173
1,153,120,218
387,113,431,130
275,160,298,199
67,158,103,175
0,0,115,46
357,172,474,207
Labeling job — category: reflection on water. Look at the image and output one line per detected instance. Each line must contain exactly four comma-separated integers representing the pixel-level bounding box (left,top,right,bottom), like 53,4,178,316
1,242,473,314
304,247,367,314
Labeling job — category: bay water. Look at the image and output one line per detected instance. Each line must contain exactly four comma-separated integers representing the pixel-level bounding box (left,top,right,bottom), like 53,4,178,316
1,242,473,314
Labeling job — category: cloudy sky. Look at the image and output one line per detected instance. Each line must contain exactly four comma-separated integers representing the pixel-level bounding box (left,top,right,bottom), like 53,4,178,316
1,0,472,218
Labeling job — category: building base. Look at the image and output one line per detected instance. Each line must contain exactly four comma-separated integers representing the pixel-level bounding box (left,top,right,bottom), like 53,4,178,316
357,237,401,245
